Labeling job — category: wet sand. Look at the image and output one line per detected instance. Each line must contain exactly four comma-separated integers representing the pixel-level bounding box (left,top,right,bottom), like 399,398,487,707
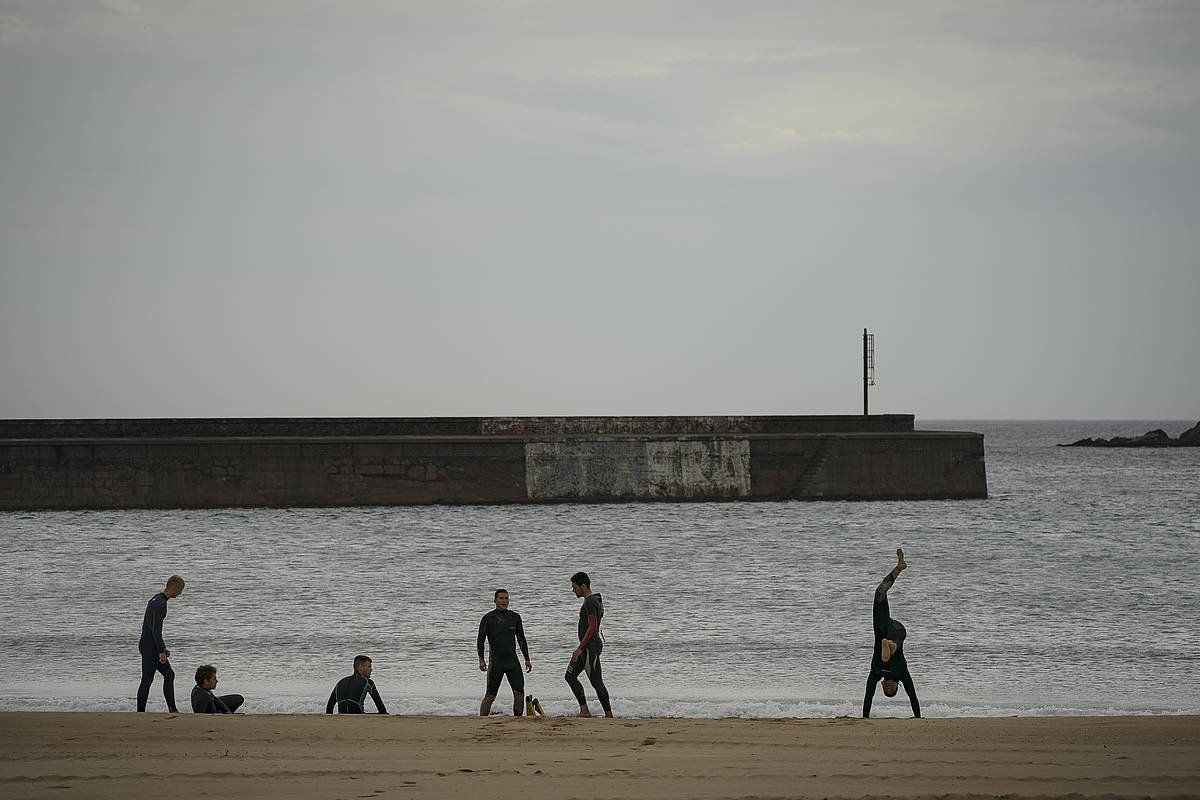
1,712,1198,799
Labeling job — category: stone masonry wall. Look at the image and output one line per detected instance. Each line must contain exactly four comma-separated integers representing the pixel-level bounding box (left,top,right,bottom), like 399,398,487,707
0,428,986,510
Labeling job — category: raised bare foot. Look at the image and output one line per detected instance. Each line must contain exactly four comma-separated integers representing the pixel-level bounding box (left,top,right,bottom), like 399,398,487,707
896,548,907,572
881,638,896,662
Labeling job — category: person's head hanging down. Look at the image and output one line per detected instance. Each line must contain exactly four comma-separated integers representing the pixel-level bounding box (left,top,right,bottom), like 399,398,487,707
164,575,185,599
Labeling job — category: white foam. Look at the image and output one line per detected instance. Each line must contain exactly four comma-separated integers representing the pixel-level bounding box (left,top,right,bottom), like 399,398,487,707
2,693,1194,718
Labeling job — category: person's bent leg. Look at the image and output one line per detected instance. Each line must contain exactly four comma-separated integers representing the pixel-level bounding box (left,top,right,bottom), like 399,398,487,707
565,659,590,716
158,660,178,712
136,650,157,712
584,654,613,717
509,667,526,716
220,694,244,713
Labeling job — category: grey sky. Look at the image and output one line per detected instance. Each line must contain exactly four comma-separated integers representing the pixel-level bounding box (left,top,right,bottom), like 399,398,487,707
2,0,1197,419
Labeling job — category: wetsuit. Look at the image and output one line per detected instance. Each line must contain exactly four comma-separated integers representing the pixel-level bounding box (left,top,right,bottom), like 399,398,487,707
325,673,388,714
136,592,177,712
478,609,530,698
863,567,921,718
565,592,611,715
191,684,244,713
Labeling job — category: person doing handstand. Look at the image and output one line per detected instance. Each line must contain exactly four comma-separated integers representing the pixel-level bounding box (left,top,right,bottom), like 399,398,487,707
863,548,921,718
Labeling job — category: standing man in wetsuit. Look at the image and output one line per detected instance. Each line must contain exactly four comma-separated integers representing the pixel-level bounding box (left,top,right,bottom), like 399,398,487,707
565,571,613,718
137,574,184,712
326,655,389,714
863,548,921,718
477,588,532,716
191,664,244,713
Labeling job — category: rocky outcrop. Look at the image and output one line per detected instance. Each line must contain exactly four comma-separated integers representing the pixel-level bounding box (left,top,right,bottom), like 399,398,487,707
1179,421,1200,446
1061,422,1200,447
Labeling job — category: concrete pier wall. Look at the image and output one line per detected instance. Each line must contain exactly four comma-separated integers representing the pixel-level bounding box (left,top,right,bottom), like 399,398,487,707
0,416,987,510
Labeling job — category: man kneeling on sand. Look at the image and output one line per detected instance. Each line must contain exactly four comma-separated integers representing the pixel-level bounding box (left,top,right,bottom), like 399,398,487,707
191,665,244,713
326,655,389,714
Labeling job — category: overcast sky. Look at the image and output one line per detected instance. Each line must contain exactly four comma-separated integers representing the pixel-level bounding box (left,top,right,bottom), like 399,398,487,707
1,1,1197,420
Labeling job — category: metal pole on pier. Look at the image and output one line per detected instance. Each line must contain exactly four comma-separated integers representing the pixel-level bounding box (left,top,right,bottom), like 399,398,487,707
863,329,875,416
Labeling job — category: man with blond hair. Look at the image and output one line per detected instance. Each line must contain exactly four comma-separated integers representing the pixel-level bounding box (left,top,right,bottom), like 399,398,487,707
137,575,185,712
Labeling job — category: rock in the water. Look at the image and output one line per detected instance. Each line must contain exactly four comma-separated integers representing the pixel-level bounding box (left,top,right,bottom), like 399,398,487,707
1060,422,1199,447
1178,421,1200,447
1123,429,1173,447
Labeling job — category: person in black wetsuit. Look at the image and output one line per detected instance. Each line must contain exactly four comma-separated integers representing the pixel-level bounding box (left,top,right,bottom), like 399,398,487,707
191,664,244,713
565,571,613,718
137,575,185,712
477,588,533,716
326,655,389,714
863,548,921,718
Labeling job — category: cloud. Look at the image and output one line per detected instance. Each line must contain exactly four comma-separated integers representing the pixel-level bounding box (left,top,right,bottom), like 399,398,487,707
0,14,29,42
98,0,142,13
1,0,1198,417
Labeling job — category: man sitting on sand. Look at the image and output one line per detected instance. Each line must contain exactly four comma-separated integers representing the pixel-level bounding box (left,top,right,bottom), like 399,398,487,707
863,548,921,718
326,655,389,714
191,665,244,713
478,588,533,716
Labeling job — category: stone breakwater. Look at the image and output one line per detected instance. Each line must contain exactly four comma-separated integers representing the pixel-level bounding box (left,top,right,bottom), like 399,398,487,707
0,415,987,510
1061,421,1200,448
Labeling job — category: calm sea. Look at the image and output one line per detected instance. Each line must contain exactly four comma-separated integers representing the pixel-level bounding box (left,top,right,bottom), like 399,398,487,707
1,421,1197,718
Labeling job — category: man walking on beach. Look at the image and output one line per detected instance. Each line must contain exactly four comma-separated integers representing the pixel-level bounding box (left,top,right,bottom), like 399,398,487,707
565,571,613,718
477,589,533,716
137,575,184,712
863,549,921,718
191,664,244,713
326,655,389,714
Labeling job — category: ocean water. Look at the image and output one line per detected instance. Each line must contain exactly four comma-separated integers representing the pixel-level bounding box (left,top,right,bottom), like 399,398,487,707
0,420,1197,718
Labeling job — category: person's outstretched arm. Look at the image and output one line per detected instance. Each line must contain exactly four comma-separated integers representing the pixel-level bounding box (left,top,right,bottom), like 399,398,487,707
325,687,337,714
369,681,388,714
863,669,880,718
901,672,921,718
874,548,907,602
516,615,531,666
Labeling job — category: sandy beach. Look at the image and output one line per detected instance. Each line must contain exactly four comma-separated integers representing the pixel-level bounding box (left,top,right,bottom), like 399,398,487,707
1,713,1197,800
